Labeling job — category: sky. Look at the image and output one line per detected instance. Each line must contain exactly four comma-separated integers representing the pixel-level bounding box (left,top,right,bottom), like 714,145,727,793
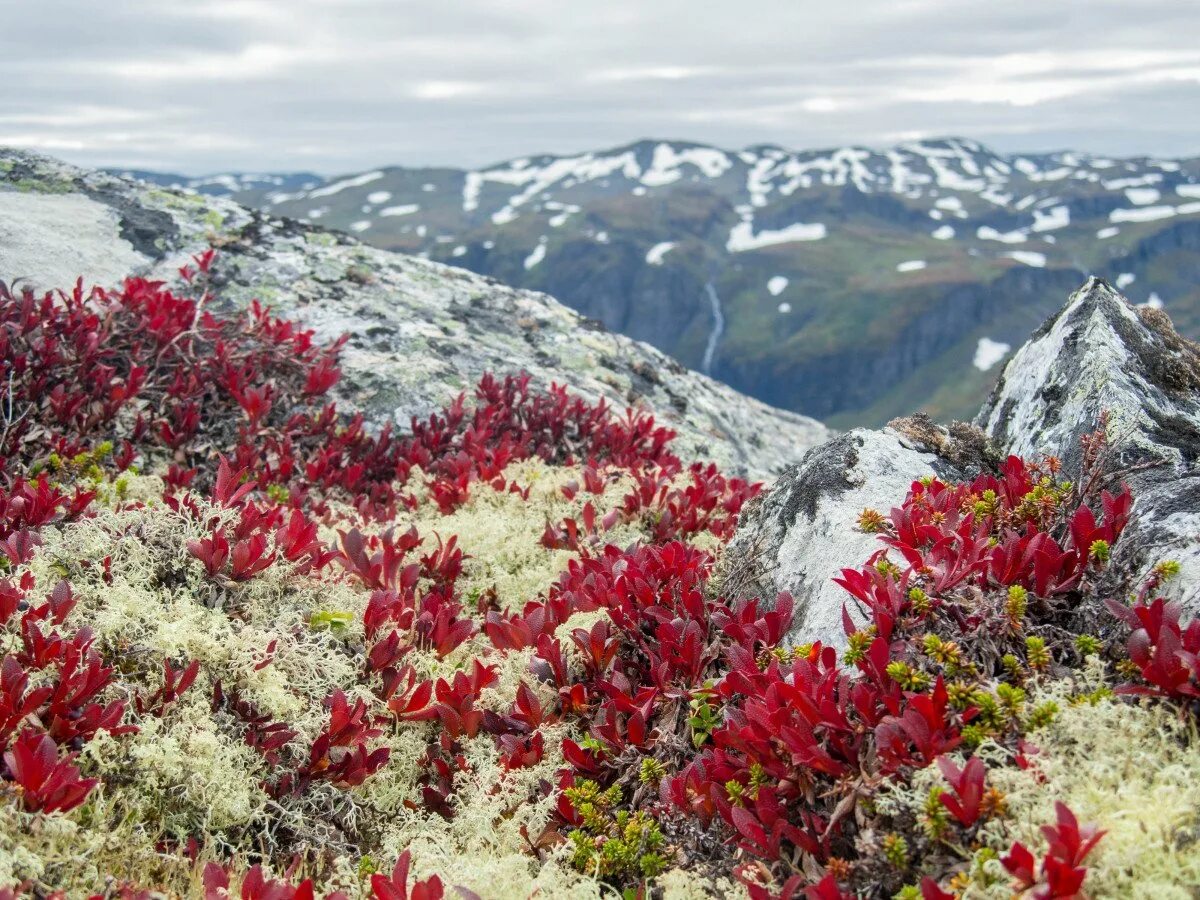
1,0,1198,175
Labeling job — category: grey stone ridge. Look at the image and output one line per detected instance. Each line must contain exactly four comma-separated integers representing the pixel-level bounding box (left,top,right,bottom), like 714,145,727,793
977,276,1200,615
0,149,830,481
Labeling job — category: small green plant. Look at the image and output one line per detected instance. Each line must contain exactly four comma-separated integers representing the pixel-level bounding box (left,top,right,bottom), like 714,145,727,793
1025,635,1051,670
1074,634,1101,657
883,833,909,869
310,609,355,632
688,683,720,748
1006,585,1028,627
565,781,667,882
638,758,665,786
858,508,886,532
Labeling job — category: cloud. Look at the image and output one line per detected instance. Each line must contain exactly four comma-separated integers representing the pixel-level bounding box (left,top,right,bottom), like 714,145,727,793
0,0,1195,171
587,66,722,83
96,43,317,82
409,81,495,100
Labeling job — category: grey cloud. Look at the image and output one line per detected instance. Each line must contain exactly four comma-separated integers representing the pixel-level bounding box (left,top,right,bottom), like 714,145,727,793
0,0,1196,173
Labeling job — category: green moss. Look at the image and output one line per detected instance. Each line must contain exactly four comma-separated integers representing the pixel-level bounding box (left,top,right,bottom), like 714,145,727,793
13,176,74,194
305,231,339,247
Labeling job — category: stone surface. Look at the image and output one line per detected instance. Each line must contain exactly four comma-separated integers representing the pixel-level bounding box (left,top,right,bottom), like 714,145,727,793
0,150,830,480
0,192,149,292
977,276,1200,612
720,426,970,648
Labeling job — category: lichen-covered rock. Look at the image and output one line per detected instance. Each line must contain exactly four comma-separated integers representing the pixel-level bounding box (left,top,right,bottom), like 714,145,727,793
977,276,1200,612
720,426,970,647
0,150,829,480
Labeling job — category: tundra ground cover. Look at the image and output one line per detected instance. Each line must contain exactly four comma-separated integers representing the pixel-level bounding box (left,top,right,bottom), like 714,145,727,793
0,256,1196,898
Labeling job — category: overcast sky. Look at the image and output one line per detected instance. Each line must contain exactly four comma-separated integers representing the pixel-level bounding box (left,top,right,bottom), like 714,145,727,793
1,0,1197,175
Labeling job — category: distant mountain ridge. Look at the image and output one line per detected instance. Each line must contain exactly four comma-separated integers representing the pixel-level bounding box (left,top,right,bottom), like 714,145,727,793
113,137,1200,425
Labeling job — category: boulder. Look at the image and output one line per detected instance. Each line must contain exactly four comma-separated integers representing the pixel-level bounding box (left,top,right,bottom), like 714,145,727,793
0,150,830,480
719,420,991,647
977,276,1200,611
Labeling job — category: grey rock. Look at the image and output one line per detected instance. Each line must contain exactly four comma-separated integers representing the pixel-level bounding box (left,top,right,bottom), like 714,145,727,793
720,426,969,648
977,276,1200,612
0,150,830,480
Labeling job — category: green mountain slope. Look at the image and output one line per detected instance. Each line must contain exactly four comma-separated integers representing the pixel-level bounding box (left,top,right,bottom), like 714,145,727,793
117,138,1200,426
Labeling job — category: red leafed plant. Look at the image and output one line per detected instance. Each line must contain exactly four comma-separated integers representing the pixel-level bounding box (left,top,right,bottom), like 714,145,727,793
1108,594,1200,702
935,754,987,827
1002,802,1104,898
3,730,98,813
203,863,316,900
370,850,450,900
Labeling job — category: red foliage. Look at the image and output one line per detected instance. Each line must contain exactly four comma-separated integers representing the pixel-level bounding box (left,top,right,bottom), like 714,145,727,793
134,658,200,717
202,863,316,900
3,730,97,813
936,754,987,827
370,850,447,900
1002,802,1103,898
1109,595,1200,702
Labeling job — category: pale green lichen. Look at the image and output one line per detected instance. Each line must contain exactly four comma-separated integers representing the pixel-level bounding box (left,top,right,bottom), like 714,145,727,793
876,661,1200,900
389,459,644,610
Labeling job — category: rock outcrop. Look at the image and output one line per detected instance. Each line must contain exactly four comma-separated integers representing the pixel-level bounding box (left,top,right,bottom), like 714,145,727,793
729,277,1200,645
977,276,1200,612
0,150,830,480
720,422,988,647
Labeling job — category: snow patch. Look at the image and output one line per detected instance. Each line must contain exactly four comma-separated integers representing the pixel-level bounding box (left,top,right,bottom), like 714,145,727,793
931,225,956,240
645,241,675,265
977,226,1027,244
1110,206,1176,223
1142,292,1164,310
366,191,392,205
1102,174,1161,190
1116,273,1136,289
523,241,547,270
1031,205,1070,232
973,337,1011,372
1177,184,1200,199
349,220,372,233
308,171,384,199
641,143,731,187
896,259,927,273
1125,187,1161,206
726,220,826,252
777,302,792,313
1096,226,1120,239
767,276,789,296
1005,251,1046,268
379,204,420,217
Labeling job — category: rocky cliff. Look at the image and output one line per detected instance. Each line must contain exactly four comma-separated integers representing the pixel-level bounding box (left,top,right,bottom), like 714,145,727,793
0,149,829,480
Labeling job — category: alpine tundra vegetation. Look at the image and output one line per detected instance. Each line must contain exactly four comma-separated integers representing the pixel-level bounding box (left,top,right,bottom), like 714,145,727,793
1,156,1200,899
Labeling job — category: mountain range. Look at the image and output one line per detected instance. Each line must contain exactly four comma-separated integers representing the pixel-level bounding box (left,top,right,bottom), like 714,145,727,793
115,137,1200,426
